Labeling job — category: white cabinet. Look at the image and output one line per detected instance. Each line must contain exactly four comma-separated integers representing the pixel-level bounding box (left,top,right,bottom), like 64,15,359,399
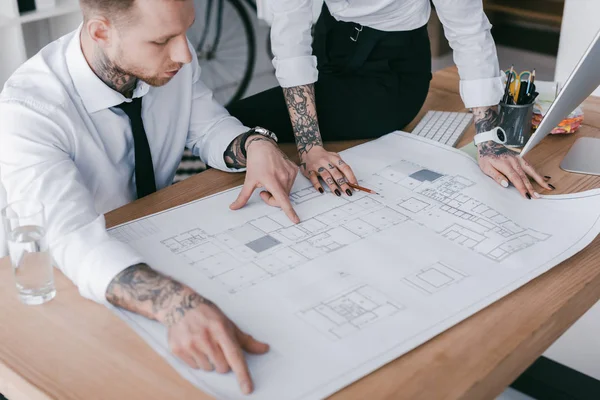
0,0,82,87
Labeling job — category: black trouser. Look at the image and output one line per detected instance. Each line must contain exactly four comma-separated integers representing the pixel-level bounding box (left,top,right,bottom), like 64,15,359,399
226,5,432,143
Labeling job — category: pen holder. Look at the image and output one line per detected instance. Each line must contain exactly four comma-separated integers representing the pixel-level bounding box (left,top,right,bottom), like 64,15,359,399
498,101,534,148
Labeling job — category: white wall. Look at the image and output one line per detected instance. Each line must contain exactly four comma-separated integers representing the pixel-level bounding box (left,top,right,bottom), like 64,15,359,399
554,0,600,96
543,0,600,381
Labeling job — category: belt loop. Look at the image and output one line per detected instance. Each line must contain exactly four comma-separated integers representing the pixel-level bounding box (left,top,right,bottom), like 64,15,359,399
350,24,363,42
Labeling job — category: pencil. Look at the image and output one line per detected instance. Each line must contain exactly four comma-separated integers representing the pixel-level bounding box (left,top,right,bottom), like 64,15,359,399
348,182,379,195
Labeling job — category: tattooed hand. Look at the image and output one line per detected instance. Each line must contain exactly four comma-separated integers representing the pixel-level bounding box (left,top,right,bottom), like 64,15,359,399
302,147,358,196
106,264,269,394
229,133,301,223
282,84,358,196
474,105,553,199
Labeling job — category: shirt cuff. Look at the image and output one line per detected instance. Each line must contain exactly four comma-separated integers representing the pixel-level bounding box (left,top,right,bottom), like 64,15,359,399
273,56,319,88
460,76,505,108
50,215,144,304
83,238,145,305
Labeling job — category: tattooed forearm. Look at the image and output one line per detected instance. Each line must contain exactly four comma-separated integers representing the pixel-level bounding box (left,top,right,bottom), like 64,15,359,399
224,134,247,169
283,84,323,160
106,264,211,327
92,46,137,97
473,106,500,134
224,133,282,168
473,105,514,159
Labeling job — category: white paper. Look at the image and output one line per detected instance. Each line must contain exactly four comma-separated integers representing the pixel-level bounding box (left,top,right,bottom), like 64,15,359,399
108,132,600,400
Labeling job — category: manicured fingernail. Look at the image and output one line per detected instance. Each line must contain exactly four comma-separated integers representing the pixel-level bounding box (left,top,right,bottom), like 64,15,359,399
544,176,551,180
335,189,341,197
501,180,509,188
534,192,541,198
526,193,532,200
242,382,252,394
318,187,324,194
548,183,556,190
346,189,353,196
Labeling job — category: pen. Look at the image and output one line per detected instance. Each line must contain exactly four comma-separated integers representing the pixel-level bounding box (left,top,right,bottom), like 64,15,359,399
348,182,379,195
503,65,514,103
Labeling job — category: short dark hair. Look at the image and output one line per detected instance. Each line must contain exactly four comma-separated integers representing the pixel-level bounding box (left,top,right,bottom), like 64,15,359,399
79,0,137,21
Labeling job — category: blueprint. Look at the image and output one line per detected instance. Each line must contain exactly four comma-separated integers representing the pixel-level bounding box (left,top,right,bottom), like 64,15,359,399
108,131,600,399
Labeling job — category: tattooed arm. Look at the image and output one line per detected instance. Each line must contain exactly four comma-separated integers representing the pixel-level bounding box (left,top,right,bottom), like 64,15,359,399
223,132,279,169
105,263,208,326
106,263,269,394
282,85,358,196
473,105,552,198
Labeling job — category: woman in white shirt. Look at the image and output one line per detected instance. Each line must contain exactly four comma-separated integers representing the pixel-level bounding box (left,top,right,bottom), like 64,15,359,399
227,0,553,200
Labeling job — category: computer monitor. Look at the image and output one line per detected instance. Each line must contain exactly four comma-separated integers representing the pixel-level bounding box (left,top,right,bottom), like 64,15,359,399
520,28,600,166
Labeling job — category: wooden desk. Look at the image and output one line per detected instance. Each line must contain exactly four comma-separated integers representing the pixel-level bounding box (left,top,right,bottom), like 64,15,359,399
2,67,600,400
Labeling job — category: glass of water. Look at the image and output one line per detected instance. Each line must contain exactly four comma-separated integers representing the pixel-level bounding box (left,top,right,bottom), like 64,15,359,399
2,200,56,305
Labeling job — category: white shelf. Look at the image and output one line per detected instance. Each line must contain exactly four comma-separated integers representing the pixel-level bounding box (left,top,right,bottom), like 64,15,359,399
19,0,80,24
1,0,82,86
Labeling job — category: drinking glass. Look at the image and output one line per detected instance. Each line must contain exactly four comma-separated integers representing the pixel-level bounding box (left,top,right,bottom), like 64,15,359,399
2,200,56,305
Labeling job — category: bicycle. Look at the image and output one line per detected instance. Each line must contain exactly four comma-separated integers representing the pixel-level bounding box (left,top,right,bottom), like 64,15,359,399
188,0,261,107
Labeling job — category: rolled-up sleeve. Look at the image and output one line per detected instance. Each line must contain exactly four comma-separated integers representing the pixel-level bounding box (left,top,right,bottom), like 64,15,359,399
186,46,249,172
268,0,318,88
432,0,504,108
0,102,144,304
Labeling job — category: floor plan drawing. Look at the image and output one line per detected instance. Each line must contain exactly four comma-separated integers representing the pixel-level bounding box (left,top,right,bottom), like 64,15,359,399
106,132,600,400
152,157,554,295
403,262,469,295
297,285,404,340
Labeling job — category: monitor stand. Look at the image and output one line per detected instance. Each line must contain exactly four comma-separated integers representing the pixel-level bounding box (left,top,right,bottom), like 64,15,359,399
560,137,600,175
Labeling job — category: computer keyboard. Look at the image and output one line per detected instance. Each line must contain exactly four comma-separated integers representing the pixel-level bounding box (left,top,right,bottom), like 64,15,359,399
411,111,473,147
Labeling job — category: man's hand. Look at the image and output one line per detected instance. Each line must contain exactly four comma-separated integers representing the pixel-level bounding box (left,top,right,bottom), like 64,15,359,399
473,106,554,199
226,134,300,223
167,291,269,395
282,84,358,196
106,264,269,394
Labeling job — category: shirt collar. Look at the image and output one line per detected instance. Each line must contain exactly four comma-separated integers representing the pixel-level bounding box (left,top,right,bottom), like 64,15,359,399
66,26,150,114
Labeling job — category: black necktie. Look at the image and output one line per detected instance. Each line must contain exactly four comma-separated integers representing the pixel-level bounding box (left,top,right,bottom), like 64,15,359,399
117,97,157,199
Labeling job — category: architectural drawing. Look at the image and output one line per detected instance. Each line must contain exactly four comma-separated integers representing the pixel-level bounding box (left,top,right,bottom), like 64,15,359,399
297,285,403,340
403,262,468,294
151,159,554,294
106,132,600,400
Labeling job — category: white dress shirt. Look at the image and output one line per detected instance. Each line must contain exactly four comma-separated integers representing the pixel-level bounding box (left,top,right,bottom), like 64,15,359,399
266,0,504,108
0,28,248,304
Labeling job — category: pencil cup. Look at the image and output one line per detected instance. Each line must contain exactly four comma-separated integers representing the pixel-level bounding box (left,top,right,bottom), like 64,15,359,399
498,101,535,148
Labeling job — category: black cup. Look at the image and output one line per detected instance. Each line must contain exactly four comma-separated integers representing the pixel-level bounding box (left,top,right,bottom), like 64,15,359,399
499,101,534,148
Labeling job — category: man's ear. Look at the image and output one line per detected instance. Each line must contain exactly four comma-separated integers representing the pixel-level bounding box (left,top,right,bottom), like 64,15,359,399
85,17,113,50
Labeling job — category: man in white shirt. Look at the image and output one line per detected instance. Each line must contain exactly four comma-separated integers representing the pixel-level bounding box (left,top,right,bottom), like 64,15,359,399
228,0,554,200
0,0,300,394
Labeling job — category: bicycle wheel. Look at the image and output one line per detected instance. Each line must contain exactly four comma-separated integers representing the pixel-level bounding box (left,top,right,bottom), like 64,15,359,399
188,0,256,106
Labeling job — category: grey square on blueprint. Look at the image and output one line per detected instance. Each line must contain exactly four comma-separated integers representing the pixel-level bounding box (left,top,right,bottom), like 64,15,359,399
410,169,443,182
246,235,281,253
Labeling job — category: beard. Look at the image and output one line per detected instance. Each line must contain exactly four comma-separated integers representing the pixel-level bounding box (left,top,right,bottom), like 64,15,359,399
99,45,182,92
112,58,180,88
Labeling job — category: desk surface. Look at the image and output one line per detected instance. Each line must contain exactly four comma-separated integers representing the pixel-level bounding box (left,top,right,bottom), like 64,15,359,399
2,67,600,400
